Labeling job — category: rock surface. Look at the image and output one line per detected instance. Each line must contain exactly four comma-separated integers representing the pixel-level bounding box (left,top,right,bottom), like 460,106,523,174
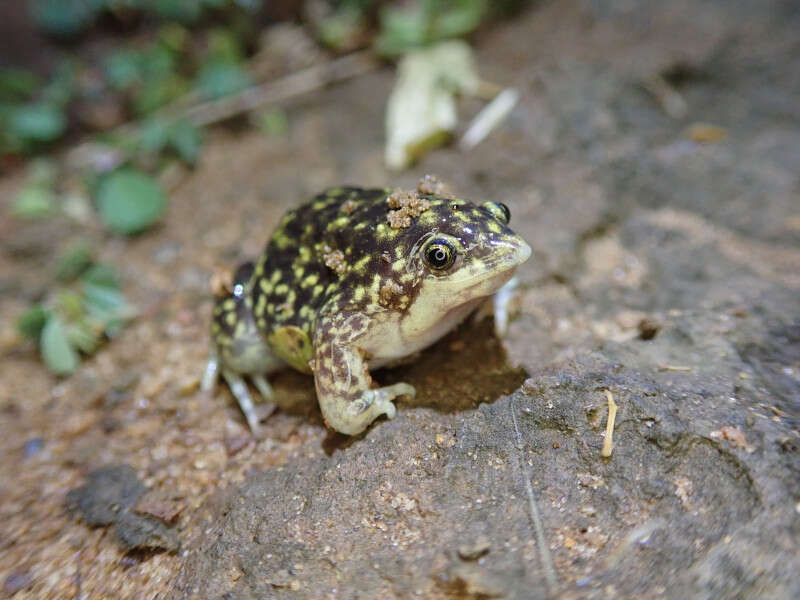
170,1,800,598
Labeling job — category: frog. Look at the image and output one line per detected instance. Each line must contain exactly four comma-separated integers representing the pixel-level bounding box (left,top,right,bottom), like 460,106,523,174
202,177,531,435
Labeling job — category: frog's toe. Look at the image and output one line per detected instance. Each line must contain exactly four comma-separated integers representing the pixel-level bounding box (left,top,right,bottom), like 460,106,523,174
342,382,415,426
368,382,416,418
391,382,416,399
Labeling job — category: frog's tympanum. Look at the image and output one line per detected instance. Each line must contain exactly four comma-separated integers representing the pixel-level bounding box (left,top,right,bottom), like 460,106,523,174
203,178,531,435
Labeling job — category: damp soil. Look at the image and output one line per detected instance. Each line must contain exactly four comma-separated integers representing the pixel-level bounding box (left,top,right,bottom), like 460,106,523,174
1,1,799,598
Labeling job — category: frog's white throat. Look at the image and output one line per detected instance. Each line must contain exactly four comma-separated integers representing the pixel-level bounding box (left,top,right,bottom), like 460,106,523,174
363,267,517,369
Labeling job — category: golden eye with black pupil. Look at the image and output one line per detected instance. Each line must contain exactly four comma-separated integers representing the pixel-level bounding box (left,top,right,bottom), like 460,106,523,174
482,201,511,224
424,238,456,270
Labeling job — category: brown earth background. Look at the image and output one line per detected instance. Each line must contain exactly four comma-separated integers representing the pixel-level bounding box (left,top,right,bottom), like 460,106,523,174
1,1,799,598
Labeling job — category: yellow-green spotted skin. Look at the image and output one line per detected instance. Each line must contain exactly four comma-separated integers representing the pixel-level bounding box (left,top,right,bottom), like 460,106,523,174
209,186,531,435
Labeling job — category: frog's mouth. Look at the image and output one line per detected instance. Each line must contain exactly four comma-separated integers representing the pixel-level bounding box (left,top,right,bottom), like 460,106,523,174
451,237,531,300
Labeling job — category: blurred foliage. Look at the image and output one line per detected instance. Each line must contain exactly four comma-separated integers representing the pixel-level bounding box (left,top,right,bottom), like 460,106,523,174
376,0,488,56
3,0,522,163
1,61,75,154
17,253,135,376
55,240,94,281
4,2,259,160
29,0,258,37
12,159,58,218
252,108,289,137
314,0,498,54
96,169,167,234
139,118,204,164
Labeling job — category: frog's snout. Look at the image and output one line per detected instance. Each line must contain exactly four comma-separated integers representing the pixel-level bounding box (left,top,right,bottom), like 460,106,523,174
511,238,532,265
486,235,531,271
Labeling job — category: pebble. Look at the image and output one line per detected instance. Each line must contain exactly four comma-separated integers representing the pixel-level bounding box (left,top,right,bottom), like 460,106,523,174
23,437,44,458
4,571,32,595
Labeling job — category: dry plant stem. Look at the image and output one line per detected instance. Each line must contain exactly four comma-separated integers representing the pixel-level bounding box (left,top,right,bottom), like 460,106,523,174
185,51,378,127
94,51,378,148
460,87,519,150
601,389,618,458
510,398,559,595
658,364,693,372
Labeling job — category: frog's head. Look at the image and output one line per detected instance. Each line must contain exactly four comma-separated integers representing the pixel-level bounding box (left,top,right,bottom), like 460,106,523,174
399,196,531,315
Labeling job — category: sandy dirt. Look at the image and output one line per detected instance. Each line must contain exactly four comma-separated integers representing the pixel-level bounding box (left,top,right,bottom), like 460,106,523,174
1,1,798,598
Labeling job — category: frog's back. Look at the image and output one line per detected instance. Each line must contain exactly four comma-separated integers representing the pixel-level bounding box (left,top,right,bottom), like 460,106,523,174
249,186,391,337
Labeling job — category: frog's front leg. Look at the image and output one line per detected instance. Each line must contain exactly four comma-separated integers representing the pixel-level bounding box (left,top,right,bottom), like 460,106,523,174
312,312,415,435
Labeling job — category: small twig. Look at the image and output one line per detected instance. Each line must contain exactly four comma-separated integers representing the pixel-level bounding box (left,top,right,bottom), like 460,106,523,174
82,51,379,150
658,364,693,372
510,398,559,595
184,50,378,127
460,87,519,151
601,389,618,458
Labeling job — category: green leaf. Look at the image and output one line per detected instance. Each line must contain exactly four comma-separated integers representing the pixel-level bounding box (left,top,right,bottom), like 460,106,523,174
40,60,78,108
158,23,189,53
376,0,488,56
82,263,120,289
132,73,187,115
194,61,251,100
57,289,85,320
317,7,366,51
17,305,49,340
0,67,40,100
55,242,93,282
12,185,55,219
140,44,177,81
65,321,100,354
96,169,167,234
139,118,172,154
41,315,80,375
169,119,203,165
83,282,128,315
253,108,289,137
435,0,487,38
104,50,143,89
231,0,260,9
7,104,66,143
148,0,204,22
207,29,244,63
376,6,428,56
30,0,102,37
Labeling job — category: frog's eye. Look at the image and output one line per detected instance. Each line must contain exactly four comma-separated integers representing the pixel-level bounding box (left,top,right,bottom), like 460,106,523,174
482,201,511,224
423,238,457,271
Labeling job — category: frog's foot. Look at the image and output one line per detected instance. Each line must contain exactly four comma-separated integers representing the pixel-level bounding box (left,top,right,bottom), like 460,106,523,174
324,383,415,436
221,370,275,435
